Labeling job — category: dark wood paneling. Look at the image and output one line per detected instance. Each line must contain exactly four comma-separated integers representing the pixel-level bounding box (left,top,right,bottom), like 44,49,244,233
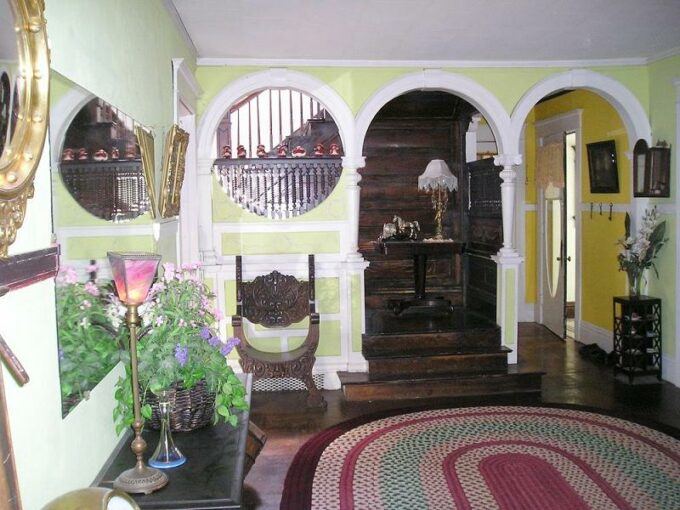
464,158,502,320
360,92,471,312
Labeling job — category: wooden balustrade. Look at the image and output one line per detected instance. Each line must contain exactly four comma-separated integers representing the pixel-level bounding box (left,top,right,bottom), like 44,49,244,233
213,158,343,219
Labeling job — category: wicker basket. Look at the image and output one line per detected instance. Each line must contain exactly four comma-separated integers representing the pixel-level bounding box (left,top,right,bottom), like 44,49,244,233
144,379,216,432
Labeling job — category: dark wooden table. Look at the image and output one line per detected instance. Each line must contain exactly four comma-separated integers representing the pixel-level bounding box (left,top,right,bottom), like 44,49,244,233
97,375,252,509
379,239,463,314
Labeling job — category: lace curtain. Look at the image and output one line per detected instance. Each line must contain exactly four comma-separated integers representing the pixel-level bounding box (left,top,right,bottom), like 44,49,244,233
536,141,565,189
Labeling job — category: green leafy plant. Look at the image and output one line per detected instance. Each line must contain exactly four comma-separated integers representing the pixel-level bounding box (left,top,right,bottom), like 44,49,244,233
56,267,122,413
617,207,668,293
113,262,248,434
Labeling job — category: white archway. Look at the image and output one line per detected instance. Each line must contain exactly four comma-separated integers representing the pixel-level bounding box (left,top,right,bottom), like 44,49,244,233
354,69,513,156
510,69,651,154
49,86,95,166
196,68,357,162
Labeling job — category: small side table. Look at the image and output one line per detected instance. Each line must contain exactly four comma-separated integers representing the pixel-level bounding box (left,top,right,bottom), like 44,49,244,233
96,375,252,509
612,296,662,383
379,239,463,314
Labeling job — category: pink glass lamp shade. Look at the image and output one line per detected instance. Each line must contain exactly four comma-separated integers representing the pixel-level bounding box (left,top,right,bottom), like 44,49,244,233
108,252,161,305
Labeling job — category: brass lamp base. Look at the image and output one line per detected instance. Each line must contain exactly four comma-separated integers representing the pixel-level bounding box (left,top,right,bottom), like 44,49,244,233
113,463,168,495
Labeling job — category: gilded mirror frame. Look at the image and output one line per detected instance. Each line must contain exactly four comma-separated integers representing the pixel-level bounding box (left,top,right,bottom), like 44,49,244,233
0,0,49,257
159,124,189,218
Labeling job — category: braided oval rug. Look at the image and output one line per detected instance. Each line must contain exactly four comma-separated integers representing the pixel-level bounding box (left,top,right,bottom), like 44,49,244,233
281,406,680,510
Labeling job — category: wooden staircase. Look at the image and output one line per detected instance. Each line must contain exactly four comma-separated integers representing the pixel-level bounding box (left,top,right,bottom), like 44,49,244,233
338,309,543,401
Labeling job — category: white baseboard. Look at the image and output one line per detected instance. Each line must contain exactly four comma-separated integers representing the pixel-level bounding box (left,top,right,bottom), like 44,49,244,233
662,354,680,388
519,303,535,322
578,321,612,352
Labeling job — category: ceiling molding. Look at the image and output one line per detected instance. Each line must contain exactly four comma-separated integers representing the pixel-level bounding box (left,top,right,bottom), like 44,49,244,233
161,0,198,58
197,56,651,69
646,45,680,64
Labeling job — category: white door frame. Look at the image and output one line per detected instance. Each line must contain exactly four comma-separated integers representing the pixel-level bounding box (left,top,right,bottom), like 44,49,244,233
173,58,203,263
535,110,583,338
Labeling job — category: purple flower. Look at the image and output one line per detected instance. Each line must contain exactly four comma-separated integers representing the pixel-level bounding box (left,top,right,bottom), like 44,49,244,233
199,326,211,340
219,337,240,356
174,343,189,367
208,336,221,347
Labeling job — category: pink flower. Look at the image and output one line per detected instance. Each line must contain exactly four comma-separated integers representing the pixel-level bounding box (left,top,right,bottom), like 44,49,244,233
162,263,176,281
57,267,78,285
178,318,187,327
213,308,224,321
84,281,100,297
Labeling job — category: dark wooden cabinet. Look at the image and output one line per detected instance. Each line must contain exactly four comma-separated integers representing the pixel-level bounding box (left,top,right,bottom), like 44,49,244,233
96,376,252,509
613,296,662,383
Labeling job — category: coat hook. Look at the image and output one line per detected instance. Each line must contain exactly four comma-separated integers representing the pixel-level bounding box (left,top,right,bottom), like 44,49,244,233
608,202,613,221
599,203,603,216
590,202,594,219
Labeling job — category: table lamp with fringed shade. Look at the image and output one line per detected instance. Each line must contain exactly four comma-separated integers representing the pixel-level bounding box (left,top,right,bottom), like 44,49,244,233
418,159,458,240
107,252,168,494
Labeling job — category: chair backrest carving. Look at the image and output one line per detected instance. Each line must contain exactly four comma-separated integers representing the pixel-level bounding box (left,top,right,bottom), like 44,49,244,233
236,255,315,328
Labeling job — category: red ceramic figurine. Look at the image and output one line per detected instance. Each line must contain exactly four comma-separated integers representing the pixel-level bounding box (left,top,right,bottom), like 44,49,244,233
93,149,109,161
221,145,232,158
329,143,341,156
62,148,75,161
292,145,306,157
125,145,137,159
77,148,88,160
256,144,267,158
277,145,287,157
237,145,247,158
110,147,120,159
313,143,325,156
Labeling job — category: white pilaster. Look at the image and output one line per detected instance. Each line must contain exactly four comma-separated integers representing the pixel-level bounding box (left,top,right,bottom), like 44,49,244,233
198,158,217,265
493,153,523,257
342,155,366,262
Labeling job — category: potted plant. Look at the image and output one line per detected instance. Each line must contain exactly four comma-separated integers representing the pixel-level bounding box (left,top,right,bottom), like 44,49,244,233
112,262,248,434
617,207,667,297
56,266,122,414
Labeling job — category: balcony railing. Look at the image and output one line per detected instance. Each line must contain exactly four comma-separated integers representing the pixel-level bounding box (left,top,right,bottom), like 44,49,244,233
213,158,343,219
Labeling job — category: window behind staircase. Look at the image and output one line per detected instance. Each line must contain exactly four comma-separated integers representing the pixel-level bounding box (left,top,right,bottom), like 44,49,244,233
213,88,344,219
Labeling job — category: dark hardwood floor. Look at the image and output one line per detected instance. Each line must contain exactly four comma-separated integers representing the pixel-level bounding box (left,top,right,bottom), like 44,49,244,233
243,322,680,509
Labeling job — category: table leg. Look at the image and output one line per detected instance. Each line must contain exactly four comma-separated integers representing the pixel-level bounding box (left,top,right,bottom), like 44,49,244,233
414,254,427,299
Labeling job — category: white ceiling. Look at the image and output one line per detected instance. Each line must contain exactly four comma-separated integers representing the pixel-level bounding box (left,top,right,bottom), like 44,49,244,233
170,0,680,63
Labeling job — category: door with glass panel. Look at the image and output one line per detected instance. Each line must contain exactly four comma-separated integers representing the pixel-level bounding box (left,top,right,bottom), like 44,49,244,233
538,134,567,338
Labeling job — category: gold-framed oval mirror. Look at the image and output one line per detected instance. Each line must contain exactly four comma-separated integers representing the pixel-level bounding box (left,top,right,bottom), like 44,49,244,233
0,0,49,257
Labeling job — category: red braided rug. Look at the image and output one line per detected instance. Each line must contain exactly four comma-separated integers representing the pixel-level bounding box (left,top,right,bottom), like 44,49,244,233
281,406,680,510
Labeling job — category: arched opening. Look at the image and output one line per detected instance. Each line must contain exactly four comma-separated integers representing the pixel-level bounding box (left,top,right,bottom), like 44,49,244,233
360,90,502,320
519,87,638,362
212,86,344,219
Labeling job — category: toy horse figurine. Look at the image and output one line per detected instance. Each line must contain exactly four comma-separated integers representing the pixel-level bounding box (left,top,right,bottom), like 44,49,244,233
380,215,420,241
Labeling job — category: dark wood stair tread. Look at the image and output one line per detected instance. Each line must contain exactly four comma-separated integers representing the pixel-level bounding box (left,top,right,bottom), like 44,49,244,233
338,370,544,401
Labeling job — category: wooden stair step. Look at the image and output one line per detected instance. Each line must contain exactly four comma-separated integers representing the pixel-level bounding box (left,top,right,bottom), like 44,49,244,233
363,328,501,358
337,370,544,402
367,349,510,380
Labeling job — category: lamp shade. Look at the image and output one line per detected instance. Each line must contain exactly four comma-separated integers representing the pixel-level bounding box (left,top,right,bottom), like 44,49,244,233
418,159,458,191
108,252,161,305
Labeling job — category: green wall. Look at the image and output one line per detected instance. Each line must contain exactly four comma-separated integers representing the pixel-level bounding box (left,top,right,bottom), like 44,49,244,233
0,2,195,508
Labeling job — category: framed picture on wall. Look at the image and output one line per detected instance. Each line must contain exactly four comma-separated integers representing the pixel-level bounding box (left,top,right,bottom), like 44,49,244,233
587,140,620,193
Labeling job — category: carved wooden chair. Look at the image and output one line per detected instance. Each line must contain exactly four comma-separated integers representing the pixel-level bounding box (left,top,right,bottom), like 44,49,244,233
231,255,326,407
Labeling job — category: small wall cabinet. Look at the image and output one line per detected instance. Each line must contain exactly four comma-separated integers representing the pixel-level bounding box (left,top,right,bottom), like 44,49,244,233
613,296,662,383
633,139,671,198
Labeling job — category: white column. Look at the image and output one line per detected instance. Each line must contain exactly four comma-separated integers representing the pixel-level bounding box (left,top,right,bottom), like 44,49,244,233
197,157,217,266
492,153,523,364
342,155,366,262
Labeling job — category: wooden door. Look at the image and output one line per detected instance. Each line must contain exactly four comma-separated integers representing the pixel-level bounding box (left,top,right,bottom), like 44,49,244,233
464,158,502,320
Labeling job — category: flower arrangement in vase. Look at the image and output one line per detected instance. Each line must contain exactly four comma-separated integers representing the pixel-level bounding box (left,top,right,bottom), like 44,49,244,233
112,262,248,434
617,207,667,297
56,265,123,414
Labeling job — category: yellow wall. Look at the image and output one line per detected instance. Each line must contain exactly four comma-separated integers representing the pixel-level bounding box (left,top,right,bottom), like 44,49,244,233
525,90,629,329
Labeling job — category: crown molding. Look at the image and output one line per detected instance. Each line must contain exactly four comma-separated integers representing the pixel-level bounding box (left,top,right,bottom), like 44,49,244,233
646,46,680,64
197,56,652,69
161,0,198,58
